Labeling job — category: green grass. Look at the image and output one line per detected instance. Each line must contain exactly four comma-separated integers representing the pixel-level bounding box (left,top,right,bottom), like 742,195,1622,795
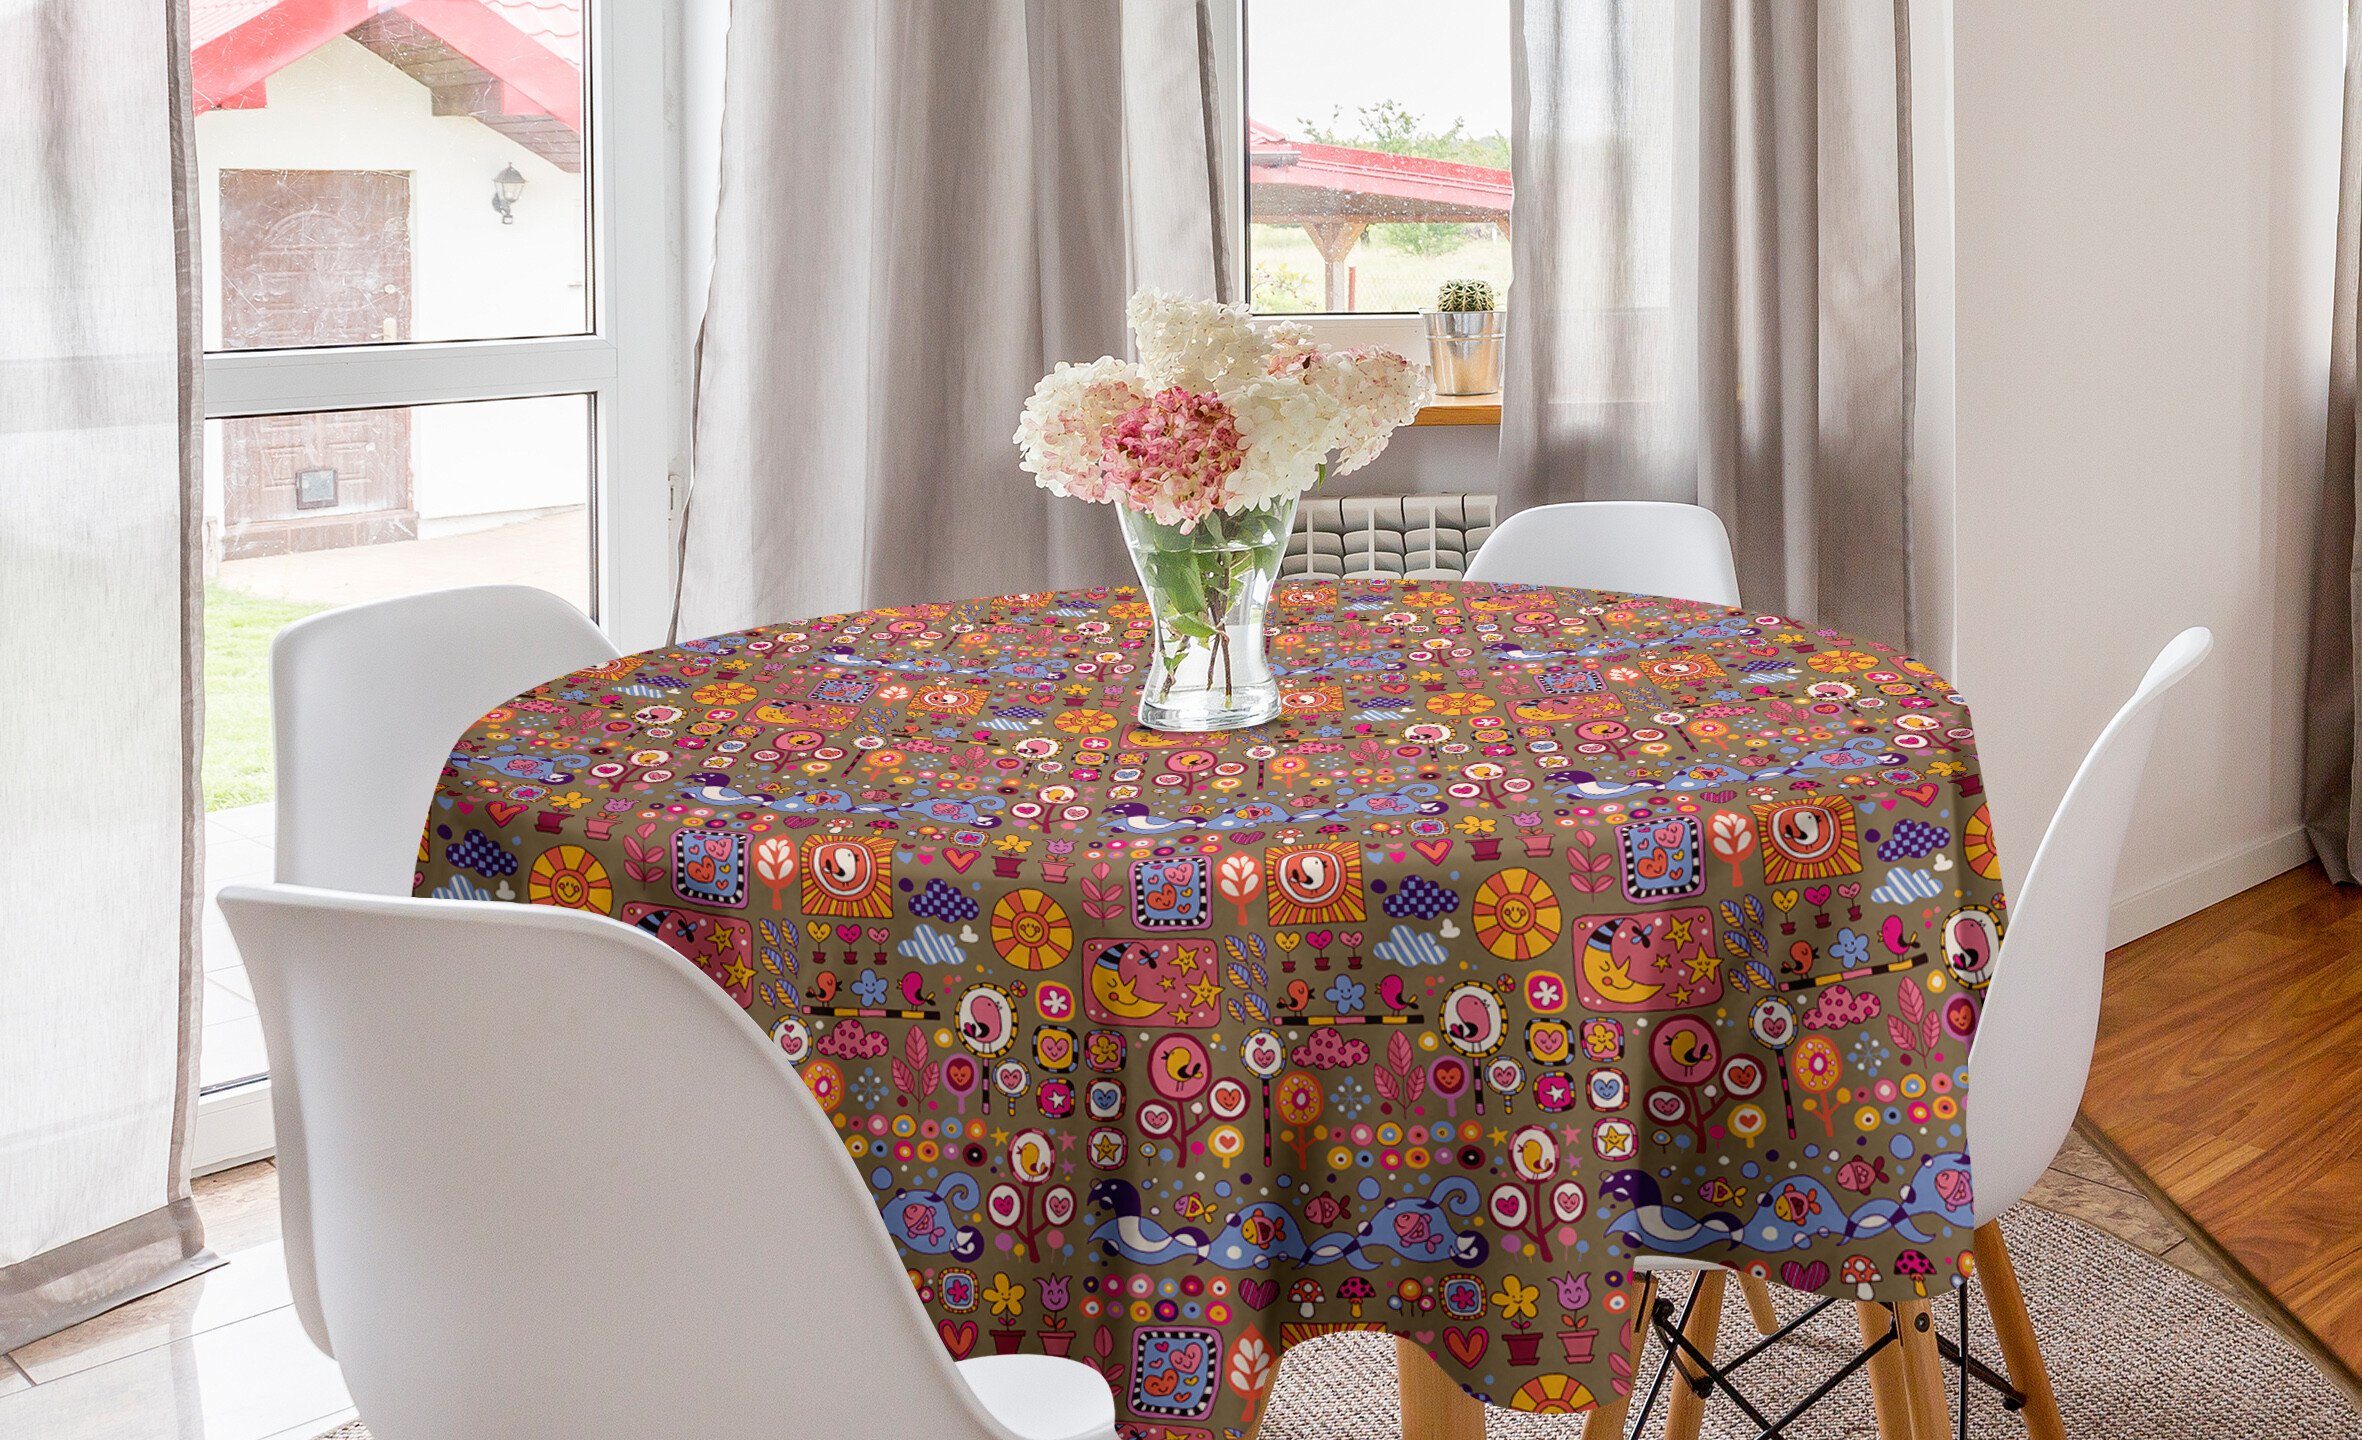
204,585,327,812
1249,224,1512,315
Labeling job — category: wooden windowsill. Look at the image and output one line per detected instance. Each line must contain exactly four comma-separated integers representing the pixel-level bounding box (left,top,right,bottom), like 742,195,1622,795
1412,393,1501,427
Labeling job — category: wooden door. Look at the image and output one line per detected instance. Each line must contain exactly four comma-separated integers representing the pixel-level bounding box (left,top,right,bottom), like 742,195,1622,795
218,169,417,558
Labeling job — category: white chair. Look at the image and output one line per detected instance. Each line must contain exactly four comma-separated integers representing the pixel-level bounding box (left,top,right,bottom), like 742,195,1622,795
218,883,1119,1440
1954,624,2213,1439
271,584,618,895
1599,627,2214,1440
1464,500,1744,607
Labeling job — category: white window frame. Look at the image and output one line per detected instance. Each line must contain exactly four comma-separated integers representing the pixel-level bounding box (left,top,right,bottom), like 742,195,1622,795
193,0,688,1174
1216,0,1430,359
197,0,684,654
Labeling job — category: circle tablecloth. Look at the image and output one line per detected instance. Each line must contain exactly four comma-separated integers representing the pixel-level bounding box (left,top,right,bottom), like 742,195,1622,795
414,578,2005,1434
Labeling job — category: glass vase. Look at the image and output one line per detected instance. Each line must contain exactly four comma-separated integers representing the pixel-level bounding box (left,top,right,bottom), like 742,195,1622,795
1119,496,1297,732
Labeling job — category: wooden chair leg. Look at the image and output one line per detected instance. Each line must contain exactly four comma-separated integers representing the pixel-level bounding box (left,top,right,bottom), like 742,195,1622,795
1581,1272,1656,1440
1854,1301,1916,1440
1895,1299,1950,1440
1738,1274,1780,1336
1974,1220,2067,1440
1662,1269,1727,1440
1397,1333,1486,1440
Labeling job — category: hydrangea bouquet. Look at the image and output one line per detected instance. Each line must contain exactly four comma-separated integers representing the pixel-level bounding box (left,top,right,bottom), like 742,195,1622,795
1015,291,1425,730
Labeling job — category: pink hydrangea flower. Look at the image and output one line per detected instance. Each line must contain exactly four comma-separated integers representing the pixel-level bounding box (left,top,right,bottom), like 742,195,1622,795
1098,387,1245,529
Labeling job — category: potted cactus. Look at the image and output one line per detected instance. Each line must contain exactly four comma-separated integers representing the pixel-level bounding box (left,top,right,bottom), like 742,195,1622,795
1426,278,1505,396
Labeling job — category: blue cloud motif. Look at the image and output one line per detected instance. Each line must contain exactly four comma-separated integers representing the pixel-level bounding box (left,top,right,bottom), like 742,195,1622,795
1830,928,1870,966
1374,925,1449,967
1870,869,1942,906
898,925,967,967
431,874,489,902
907,879,980,923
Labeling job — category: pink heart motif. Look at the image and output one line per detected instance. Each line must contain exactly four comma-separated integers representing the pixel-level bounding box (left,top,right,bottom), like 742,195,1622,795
1339,931,1363,948
1164,863,1194,883
1171,1343,1206,1375
1804,886,1833,907
836,923,863,943
1780,1260,1831,1293
1240,1277,1279,1309
867,926,891,943
1307,930,1335,951
1838,883,1862,899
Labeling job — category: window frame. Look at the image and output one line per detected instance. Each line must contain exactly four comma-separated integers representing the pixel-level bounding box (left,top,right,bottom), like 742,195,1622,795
196,0,684,655
191,0,688,1173
1217,0,1456,359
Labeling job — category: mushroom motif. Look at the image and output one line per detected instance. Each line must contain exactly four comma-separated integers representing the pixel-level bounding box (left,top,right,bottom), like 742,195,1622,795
1894,1249,1935,1297
1838,1254,1882,1296
1338,1276,1377,1319
1289,1278,1325,1319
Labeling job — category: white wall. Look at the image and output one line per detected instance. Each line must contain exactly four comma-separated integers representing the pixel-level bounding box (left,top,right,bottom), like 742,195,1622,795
1948,0,2341,939
195,36,589,523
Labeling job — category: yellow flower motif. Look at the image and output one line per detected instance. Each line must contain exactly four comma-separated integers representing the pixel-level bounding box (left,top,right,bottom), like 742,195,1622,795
547,791,590,810
1494,1275,1540,1322
1427,691,1497,717
983,1272,1025,1317
1455,816,1496,835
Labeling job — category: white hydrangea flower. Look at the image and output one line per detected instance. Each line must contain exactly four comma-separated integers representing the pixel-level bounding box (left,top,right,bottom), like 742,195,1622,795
1013,356,1146,502
1127,290,1268,395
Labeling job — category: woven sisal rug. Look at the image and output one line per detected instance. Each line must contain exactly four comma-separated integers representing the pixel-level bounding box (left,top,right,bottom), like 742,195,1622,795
317,1205,2361,1438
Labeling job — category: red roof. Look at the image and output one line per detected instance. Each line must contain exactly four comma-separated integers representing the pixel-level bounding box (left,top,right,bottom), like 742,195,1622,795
191,0,581,131
1248,120,1511,223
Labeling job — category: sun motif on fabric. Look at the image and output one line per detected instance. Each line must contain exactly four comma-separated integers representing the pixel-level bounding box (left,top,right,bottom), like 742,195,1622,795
526,844,612,913
991,888,1074,970
1471,867,1563,960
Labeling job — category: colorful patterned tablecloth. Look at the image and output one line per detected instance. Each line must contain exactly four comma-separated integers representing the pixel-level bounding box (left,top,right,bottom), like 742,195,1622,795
414,578,2004,1435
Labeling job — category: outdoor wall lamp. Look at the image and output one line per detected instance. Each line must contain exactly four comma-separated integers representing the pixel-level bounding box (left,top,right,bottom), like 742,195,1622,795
491,164,526,225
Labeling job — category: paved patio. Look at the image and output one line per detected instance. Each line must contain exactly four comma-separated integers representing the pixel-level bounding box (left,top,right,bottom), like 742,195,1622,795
216,508,588,610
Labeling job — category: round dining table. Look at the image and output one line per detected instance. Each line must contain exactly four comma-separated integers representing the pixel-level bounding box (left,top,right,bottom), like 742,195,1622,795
413,577,2005,1439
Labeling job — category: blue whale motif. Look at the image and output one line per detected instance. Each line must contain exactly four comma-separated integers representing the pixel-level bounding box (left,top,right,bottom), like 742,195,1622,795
1086,1180,1210,1265
1100,800,1296,836
1202,1202,1311,1270
882,1173,984,1261
1602,1156,1972,1258
1300,1178,1487,1272
681,783,1004,828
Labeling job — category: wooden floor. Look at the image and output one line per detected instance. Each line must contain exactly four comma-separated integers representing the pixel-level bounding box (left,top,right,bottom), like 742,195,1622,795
2086,861,2362,1399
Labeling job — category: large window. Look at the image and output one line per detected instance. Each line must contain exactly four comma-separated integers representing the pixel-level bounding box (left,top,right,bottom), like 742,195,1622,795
1243,0,1513,317
192,0,677,1105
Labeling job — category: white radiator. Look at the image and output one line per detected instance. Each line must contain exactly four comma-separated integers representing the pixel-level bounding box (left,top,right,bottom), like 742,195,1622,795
1284,494,1498,581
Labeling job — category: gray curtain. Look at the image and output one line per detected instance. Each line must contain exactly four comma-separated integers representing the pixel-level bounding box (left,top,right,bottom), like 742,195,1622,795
1503,0,1918,647
0,0,215,1349
2306,3,2362,882
674,0,1227,638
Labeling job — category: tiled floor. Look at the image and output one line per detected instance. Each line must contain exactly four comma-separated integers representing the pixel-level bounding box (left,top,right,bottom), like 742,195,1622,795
203,803,277,1093
0,1162,355,1440
0,1127,2304,1440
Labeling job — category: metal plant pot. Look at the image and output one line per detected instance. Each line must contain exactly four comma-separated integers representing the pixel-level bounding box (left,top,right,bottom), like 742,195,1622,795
1426,310,1506,396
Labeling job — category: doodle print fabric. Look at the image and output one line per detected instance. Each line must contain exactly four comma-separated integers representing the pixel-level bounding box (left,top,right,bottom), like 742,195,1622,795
414,579,2003,1434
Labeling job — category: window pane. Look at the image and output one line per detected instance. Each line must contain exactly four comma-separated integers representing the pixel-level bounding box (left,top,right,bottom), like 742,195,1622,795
194,0,588,348
199,393,590,1091
203,393,592,809
1245,0,1511,314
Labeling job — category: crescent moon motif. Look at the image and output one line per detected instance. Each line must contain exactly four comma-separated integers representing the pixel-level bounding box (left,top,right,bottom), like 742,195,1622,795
1581,918,1665,1006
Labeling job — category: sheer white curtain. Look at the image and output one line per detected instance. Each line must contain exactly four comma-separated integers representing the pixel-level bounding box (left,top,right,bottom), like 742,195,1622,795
1503,0,1919,647
673,0,1227,637
0,0,214,1348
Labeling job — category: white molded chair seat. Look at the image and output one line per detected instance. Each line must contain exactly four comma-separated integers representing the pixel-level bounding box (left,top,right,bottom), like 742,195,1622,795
272,584,618,895
1464,500,1743,607
957,1355,1120,1440
219,884,1119,1440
